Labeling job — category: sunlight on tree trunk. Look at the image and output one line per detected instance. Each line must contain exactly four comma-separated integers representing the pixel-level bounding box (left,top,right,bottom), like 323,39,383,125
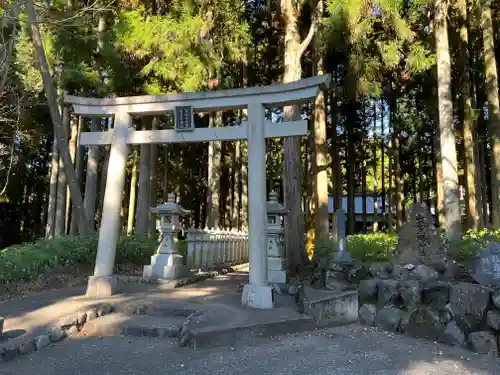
480,0,500,228
434,0,461,242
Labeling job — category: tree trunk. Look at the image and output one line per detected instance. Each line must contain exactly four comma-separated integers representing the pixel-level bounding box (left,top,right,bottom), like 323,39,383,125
418,132,425,202
281,0,318,273
394,133,403,230
149,118,159,235
387,116,393,231
457,0,482,230
330,89,342,211
54,106,69,236
45,131,59,238
66,113,78,233
83,118,100,231
372,102,379,232
70,116,84,234
206,113,221,229
480,0,500,228
362,161,367,232
163,145,169,200
381,101,386,229
241,140,248,230
25,0,88,235
135,119,152,234
312,11,329,251
98,145,110,225
127,147,139,234
232,141,241,229
435,0,462,242
479,139,489,225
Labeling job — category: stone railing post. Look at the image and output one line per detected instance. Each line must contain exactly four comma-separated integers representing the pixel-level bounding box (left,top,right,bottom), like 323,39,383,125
194,229,203,271
200,228,209,270
186,229,196,270
208,228,216,268
229,229,236,263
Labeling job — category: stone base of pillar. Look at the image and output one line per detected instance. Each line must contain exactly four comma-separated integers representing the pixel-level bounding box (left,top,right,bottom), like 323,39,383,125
86,275,119,297
268,257,287,283
268,269,287,284
241,284,274,309
143,253,190,280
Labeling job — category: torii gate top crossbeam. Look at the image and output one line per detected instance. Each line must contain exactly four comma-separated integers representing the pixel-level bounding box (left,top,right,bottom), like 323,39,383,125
64,75,331,117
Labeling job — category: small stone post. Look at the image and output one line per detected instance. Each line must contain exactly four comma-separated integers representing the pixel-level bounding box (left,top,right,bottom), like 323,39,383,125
331,209,351,263
267,191,288,284
143,194,191,279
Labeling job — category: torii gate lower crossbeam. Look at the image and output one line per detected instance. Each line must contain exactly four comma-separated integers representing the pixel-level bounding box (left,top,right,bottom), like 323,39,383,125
65,75,331,309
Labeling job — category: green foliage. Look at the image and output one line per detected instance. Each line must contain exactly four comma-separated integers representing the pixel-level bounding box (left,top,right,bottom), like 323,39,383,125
317,230,500,263
458,229,500,261
347,233,398,261
0,234,158,284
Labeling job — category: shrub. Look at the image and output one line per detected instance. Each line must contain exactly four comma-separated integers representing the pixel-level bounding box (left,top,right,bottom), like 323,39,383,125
0,233,157,285
346,233,398,262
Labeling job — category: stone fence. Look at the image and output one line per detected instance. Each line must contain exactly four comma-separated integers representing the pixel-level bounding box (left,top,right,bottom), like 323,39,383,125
185,228,249,271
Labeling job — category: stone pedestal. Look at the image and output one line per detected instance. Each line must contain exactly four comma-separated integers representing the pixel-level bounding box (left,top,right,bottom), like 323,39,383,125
143,253,190,279
143,194,191,280
242,284,274,309
266,191,288,284
86,275,119,297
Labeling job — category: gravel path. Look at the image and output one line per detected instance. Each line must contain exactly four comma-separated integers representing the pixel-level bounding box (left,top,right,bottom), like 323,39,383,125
1,325,498,375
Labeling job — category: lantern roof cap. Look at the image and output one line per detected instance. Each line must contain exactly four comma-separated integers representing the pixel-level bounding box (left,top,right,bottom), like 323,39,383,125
151,193,191,216
267,191,288,215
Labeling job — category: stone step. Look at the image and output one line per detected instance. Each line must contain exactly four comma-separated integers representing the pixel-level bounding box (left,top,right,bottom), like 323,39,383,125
302,286,359,326
181,309,316,350
81,313,185,339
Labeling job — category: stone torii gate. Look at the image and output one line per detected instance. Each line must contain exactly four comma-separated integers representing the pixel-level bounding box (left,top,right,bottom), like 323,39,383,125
65,74,330,309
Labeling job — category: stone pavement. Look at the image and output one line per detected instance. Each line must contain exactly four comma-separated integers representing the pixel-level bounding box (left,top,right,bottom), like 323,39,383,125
1,324,499,375
1,268,307,350
2,269,500,374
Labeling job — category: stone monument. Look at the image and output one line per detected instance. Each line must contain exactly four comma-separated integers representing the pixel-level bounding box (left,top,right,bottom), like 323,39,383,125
393,202,447,271
469,243,500,286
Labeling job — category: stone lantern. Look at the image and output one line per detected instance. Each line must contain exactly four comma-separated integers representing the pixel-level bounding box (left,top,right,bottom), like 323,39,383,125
143,193,191,279
267,191,288,283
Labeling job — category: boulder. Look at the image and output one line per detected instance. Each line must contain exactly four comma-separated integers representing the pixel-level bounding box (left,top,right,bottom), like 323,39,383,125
375,307,403,332
449,283,490,332
359,279,378,304
414,265,439,283
391,264,411,281
492,288,500,309
33,334,50,350
443,321,467,348
359,304,377,326
422,281,450,310
400,306,445,342
487,310,500,331
377,280,399,309
368,262,392,279
347,264,370,284
49,327,66,342
468,331,498,355
398,281,422,310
